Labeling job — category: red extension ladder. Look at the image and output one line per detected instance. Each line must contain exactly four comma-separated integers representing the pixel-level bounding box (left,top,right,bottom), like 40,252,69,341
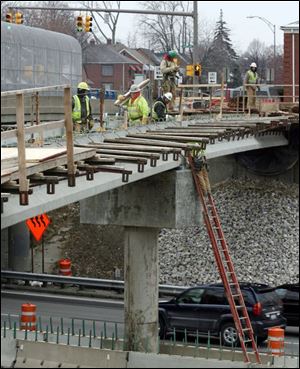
188,153,261,364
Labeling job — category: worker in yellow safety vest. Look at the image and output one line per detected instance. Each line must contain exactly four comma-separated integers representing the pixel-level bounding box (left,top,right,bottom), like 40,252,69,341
244,62,260,114
118,84,149,125
72,82,94,132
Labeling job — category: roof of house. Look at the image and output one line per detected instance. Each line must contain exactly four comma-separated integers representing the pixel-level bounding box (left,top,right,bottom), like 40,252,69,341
119,47,152,65
83,44,138,64
280,20,299,32
136,48,161,65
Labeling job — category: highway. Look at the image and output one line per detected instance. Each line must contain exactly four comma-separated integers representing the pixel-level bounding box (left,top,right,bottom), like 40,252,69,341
1,290,299,357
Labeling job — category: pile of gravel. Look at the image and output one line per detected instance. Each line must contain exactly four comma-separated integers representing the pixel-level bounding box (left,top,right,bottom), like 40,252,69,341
158,178,299,287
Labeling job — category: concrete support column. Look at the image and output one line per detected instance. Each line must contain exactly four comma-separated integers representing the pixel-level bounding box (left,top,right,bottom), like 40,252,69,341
124,227,159,353
8,222,31,272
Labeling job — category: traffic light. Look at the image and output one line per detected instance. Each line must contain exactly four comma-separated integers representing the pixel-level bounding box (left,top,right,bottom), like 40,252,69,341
15,12,23,24
85,15,92,32
186,65,193,77
6,12,13,23
76,15,83,32
194,64,202,77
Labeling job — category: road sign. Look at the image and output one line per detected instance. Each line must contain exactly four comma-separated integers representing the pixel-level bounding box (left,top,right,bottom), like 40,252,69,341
154,66,163,80
26,214,50,242
208,72,217,84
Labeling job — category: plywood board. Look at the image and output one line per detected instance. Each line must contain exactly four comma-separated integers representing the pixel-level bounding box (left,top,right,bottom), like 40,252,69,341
1,147,96,184
1,148,67,163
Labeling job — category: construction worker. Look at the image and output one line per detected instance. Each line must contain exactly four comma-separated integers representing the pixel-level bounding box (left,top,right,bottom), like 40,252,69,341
118,84,149,126
160,50,179,111
72,82,94,133
151,92,172,122
244,62,259,114
192,148,211,197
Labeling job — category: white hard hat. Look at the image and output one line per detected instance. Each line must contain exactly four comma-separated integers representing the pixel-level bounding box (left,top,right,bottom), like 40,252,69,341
130,84,141,93
250,62,257,68
163,92,173,101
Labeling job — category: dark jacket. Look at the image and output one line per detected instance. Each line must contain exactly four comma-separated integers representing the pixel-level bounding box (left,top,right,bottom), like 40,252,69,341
152,97,167,121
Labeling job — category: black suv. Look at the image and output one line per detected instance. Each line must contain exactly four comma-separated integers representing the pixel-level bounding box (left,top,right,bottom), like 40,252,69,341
275,283,299,326
159,283,286,346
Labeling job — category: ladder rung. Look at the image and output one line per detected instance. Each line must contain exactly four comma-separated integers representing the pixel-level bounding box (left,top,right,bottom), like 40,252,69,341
232,294,241,298
239,317,247,320
243,339,253,343
242,328,251,331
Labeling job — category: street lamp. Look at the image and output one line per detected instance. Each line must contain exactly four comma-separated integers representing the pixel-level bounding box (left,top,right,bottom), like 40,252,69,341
247,16,276,83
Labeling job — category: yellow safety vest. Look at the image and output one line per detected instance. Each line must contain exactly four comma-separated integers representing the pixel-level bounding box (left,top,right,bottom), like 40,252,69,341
72,95,90,122
127,96,149,122
247,70,258,84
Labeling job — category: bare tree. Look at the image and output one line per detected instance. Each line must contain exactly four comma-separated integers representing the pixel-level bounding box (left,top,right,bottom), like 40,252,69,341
82,1,120,44
138,1,193,54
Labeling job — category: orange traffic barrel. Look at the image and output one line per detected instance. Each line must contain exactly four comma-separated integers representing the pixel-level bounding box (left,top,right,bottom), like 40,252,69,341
268,327,284,356
21,303,36,331
59,258,72,276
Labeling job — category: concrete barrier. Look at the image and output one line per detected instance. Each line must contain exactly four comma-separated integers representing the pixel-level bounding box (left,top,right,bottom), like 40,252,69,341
127,351,254,368
3,337,297,368
1,338,17,368
15,340,127,368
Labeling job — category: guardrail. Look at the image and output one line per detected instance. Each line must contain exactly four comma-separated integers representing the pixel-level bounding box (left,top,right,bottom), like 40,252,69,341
1,270,187,296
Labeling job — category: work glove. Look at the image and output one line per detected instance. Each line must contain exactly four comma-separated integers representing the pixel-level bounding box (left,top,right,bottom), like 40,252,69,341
88,119,94,130
173,66,179,72
141,116,148,125
118,94,126,102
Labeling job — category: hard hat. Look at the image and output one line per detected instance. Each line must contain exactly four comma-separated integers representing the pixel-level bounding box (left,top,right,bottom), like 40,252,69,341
250,62,257,68
77,82,90,90
129,84,141,93
163,92,173,101
168,50,177,58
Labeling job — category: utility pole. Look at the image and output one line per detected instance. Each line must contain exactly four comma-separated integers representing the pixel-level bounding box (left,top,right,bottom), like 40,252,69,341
193,1,199,86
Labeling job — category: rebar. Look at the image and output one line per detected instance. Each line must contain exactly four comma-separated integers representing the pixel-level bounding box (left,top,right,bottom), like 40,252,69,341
78,329,81,347
89,330,92,348
50,317,53,334
93,320,96,338
60,317,64,335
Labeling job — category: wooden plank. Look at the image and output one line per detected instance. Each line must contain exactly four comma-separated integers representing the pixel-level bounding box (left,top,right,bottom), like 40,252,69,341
144,132,218,138
1,120,65,140
95,149,160,158
99,154,148,163
104,137,205,149
127,133,210,143
1,84,70,97
178,84,224,88
75,143,178,153
16,93,29,203
64,87,75,186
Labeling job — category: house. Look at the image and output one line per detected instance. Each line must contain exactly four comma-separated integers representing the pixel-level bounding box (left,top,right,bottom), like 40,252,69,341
82,40,139,92
280,21,299,102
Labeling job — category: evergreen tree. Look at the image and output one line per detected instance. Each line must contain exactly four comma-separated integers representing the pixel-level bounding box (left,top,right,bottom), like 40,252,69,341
206,10,240,86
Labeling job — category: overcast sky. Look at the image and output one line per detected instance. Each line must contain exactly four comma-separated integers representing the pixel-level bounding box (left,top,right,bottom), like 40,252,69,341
93,1,299,53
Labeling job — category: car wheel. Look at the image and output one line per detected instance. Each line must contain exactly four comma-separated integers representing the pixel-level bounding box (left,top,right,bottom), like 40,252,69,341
159,316,166,339
221,322,239,347
256,335,268,345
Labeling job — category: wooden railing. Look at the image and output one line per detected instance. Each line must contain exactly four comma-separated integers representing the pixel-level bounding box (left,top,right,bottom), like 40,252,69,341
1,85,75,205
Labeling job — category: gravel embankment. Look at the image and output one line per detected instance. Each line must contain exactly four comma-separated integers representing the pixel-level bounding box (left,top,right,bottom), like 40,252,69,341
45,178,298,287
159,178,299,287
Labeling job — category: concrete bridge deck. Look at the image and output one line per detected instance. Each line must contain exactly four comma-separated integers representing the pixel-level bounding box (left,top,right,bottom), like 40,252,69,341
1,131,288,229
